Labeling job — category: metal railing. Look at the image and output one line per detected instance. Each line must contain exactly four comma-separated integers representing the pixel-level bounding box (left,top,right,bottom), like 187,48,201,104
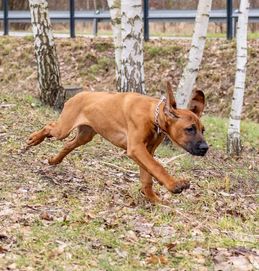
1,0,259,40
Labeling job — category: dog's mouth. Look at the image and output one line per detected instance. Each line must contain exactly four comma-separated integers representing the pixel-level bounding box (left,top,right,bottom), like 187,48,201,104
188,148,208,156
167,137,209,157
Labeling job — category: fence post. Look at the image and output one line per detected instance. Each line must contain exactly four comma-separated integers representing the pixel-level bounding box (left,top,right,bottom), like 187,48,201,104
69,0,75,38
3,0,8,35
227,0,233,39
143,0,149,41
93,18,98,36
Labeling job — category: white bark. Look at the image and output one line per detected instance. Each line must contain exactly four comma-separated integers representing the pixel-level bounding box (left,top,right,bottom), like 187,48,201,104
107,0,122,90
29,0,64,108
227,0,249,156
176,0,212,108
120,0,145,93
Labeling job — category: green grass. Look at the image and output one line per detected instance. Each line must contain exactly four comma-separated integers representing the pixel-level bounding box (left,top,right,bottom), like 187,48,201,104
32,29,259,40
145,44,182,58
0,40,258,269
79,55,114,80
202,115,259,150
147,31,259,39
248,32,259,39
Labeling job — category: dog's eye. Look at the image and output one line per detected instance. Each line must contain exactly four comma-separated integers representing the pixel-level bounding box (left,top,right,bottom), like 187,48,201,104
185,126,196,135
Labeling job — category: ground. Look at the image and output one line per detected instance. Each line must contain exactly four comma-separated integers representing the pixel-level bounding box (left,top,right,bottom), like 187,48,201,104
0,37,258,270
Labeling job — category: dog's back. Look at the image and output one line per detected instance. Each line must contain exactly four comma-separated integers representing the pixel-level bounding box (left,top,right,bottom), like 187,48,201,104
59,91,157,148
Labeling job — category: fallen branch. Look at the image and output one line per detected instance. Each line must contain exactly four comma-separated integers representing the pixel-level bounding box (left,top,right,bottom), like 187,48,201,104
98,153,186,175
0,103,16,109
158,153,187,165
100,161,139,175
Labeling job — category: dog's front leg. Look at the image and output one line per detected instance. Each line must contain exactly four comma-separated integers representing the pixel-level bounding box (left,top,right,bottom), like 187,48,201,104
128,144,190,194
140,167,163,203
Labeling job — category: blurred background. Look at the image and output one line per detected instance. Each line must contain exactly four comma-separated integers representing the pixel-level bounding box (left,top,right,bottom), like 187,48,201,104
1,0,259,37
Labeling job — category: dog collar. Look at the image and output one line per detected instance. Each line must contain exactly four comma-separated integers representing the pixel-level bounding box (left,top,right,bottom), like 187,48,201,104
154,96,166,135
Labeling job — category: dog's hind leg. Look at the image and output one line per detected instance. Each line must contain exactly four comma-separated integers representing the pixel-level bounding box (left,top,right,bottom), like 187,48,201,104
27,112,81,147
27,97,85,148
27,121,62,147
48,125,96,165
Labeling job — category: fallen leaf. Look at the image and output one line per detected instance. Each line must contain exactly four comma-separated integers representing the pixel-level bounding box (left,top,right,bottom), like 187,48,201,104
85,211,96,221
7,263,17,270
146,254,168,265
165,243,177,253
125,230,138,242
40,211,53,221
0,245,8,253
115,248,128,258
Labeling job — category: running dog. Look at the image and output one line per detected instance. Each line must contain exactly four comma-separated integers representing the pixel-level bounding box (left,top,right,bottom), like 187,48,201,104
27,82,208,203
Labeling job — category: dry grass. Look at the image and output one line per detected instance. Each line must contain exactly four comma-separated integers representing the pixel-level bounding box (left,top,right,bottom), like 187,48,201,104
0,36,258,270
0,36,258,121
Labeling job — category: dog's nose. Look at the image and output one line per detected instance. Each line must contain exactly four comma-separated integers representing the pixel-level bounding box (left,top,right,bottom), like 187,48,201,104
199,142,209,154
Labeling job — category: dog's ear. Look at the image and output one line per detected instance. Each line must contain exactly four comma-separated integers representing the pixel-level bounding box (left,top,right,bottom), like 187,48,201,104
166,81,177,109
188,90,205,118
164,81,178,118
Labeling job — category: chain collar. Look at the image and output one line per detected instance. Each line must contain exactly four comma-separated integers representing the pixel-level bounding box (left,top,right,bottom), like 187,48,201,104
154,96,166,135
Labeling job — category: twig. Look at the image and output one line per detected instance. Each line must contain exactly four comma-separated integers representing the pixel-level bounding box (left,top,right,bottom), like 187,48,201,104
95,153,186,176
0,103,16,109
221,230,259,238
100,161,138,175
174,209,212,231
239,193,259,197
158,153,187,165
193,215,211,230
174,209,193,222
22,204,40,210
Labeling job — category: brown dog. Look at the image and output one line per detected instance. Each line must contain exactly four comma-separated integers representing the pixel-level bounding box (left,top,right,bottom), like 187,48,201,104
27,82,208,203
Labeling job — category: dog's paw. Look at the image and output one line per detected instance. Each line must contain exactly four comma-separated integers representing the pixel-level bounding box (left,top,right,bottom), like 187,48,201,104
48,156,61,165
27,133,43,147
171,179,190,194
140,189,163,204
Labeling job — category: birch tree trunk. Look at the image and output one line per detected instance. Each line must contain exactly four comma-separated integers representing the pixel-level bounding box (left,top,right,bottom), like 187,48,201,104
29,0,65,109
227,0,249,156
107,0,122,90
176,0,212,108
120,0,145,94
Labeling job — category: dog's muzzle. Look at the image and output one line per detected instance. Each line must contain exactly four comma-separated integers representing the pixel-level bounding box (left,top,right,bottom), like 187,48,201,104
186,141,209,156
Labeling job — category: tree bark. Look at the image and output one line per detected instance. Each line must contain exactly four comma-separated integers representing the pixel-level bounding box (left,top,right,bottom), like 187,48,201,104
120,0,145,94
107,0,122,90
176,0,212,108
227,0,249,156
29,0,65,109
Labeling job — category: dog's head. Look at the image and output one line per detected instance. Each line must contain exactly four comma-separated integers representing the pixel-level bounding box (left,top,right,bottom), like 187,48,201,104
163,82,208,156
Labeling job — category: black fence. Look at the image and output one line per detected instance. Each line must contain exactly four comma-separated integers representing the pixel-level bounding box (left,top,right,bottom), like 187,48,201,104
1,0,259,40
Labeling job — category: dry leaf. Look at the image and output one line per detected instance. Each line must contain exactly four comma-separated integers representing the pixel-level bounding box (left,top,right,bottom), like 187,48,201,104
40,211,53,221
146,254,168,265
115,248,128,258
125,230,138,242
0,245,8,253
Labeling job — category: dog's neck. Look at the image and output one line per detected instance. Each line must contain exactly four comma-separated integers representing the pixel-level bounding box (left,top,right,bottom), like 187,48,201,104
154,96,167,135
